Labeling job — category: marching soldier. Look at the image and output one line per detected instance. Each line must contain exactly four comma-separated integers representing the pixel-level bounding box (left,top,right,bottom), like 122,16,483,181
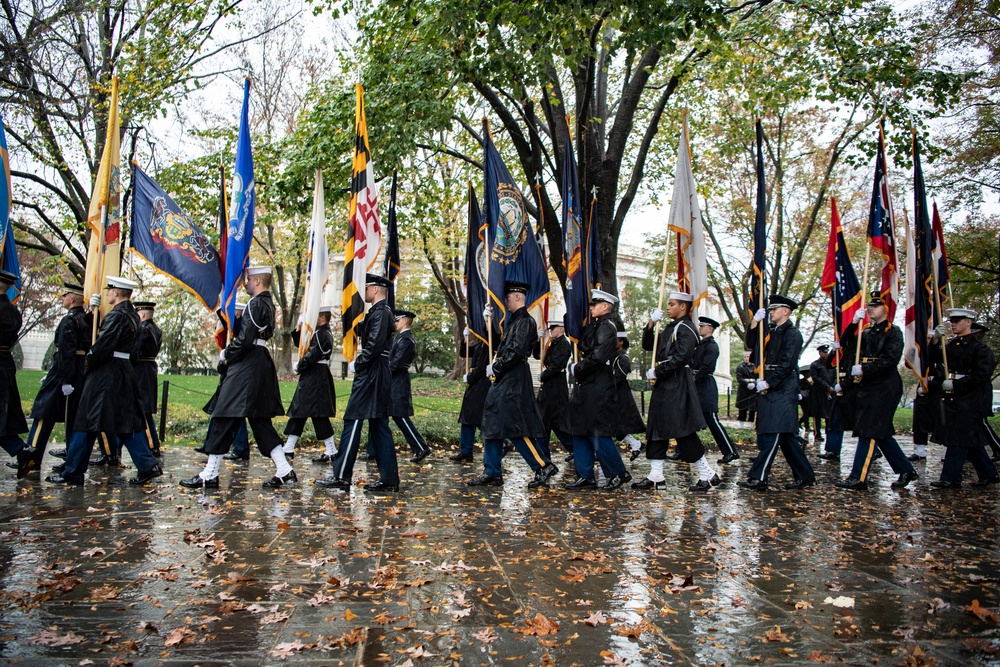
737,295,816,491
692,316,739,464
388,309,431,463
131,301,162,457
534,319,572,457
636,292,718,491
833,293,918,490
0,271,30,477
612,327,646,461
928,308,999,488
23,283,90,475
565,289,631,491
971,322,1000,462
200,302,250,461
316,274,399,493
807,345,834,444
734,351,757,425
180,266,293,489
451,333,492,463
283,305,338,463
45,276,162,485
467,281,557,489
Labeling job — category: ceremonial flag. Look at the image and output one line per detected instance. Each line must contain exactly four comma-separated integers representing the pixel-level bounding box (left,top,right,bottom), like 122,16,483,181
822,199,865,352
866,123,900,321
130,164,221,309
342,83,383,361
221,78,256,338
0,114,21,301
298,169,330,360
215,165,228,350
464,185,488,344
482,119,550,335
903,135,935,382
82,76,122,317
383,171,400,311
561,120,591,342
749,120,767,317
667,112,708,313
931,201,950,311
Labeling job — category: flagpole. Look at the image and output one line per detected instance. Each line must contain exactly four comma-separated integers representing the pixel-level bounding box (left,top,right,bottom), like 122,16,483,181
649,220,672,385
533,171,548,369
464,329,470,375
854,243,872,382
92,203,108,341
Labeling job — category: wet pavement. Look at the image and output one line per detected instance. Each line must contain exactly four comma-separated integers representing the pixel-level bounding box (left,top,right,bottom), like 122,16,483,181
0,433,998,666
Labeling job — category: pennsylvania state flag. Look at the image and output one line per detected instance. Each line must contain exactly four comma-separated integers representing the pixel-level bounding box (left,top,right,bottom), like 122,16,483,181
130,164,222,309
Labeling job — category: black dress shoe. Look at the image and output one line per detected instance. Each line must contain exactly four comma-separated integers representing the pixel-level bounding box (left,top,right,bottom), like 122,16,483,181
564,453,574,462
907,453,927,462
784,478,816,490
689,479,713,492
467,473,504,487
51,463,66,473
45,473,83,485
284,451,295,460
129,464,163,485
527,463,558,489
818,451,840,460
971,476,1000,488
930,480,962,489
50,448,66,459
502,443,515,457
629,449,643,462
665,452,681,461
223,452,249,461
315,476,351,490
565,476,597,490
890,471,919,488
90,454,111,466
631,478,664,490
193,445,206,454
448,453,473,463
5,461,17,469
180,475,219,489
262,470,297,489
152,448,162,458
737,478,768,492
834,477,868,490
364,480,399,492
312,453,335,464
602,471,632,491
411,448,431,463
718,453,740,464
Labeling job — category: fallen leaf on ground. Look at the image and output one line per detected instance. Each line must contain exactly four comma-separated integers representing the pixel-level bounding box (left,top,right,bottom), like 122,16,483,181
584,611,607,626
514,612,560,636
269,640,305,660
965,600,1000,623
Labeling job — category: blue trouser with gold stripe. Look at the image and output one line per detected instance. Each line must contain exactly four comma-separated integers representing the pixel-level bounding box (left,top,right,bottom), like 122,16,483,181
483,436,550,478
848,436,914,482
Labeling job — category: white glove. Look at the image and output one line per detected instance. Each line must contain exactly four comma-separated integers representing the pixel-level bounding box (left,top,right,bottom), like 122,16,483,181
292,361,299,373
486,364,494,377
853,309,866,323
537,329,545,339
934,322,952,338
797,393,803,400
830,341,840,351
645,367,656,380
348,361,356,374
753,308,766,322
463,373,469,384
482,305,493,320
463,327,470,338
61,384,74,396
851,364,862,377
218,350,227,363
569,363,577,377
834,382,842,393
297,314,305,326
942,379,954,392
916,385,925,396
746,379,757,390
650,308,664,323
89,294,101,308
756,379,769,392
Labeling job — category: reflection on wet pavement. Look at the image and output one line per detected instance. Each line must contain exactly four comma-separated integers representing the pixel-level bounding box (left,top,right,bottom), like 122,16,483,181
0,435,998,665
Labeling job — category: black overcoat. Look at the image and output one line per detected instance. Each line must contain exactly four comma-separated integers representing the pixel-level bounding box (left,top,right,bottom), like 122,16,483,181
841,320,902,439
0,295,25,437
734,361,757,413
203,314,242,415
808,357,834,419
568,315,620,437
212,291,284,419
287,324,337,419
131,319,162,414
535,334,570,432
612,350,645,435
931,333,996,448
343,299,394,421
30,306,89,422
746,319,802,434
388,328,416,417
458,340,491,426
643,317,706,440
73,300,145,434
692,334,720,413
481,307,545,440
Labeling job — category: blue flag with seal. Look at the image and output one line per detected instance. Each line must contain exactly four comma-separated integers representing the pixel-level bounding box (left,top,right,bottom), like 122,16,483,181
464,184,488,343
0,116,21,301
130,164,222,309
482,120,550,335
561,118,594,343
222,78,256,335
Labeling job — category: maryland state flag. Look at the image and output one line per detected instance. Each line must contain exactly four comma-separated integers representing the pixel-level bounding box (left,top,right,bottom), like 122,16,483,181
561,118,596,343
221,78,256,338
822,198,865,357
667,112,708,313
464,185,489,344
341,83,383,361
482,119,549,335
0,114,21,301
904,135,936,384
130,164,221,309
83,76,122,317
866,122,900,321
382,171,400,311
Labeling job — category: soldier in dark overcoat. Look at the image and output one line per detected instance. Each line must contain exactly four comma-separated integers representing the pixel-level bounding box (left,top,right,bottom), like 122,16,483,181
131,302,162,456
637,291,718,492
467,281,557,489
928,308,999,488
565,289,630,491
46,276,161,486
316,274,399,493
693,316,739,464
180,266,292,490
808,346,834,442
387,309,430,463
283,306,337,463
451,335,493,462
971,322,1000,461
0,271,30,477
734,351,757,424
612,328,645,460
24,283,90,473
833,293,917,490
535,319,572,456
737,295,816,491
201,303,250,460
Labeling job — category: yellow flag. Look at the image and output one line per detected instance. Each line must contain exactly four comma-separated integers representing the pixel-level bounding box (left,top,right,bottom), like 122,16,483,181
83,77,122,317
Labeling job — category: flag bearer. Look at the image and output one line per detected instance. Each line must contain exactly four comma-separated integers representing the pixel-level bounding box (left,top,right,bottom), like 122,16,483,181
611,326,646,461
283,305,338,463
451,335,492,463
692,316,739,464
388,309,431,463
535,319,573,457
131,301,162,457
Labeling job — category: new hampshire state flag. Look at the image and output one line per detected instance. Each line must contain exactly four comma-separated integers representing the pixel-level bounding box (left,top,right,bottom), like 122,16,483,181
130,164,221,309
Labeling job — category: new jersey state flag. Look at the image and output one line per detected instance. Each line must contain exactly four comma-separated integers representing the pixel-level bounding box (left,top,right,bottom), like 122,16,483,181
130,164,221,309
